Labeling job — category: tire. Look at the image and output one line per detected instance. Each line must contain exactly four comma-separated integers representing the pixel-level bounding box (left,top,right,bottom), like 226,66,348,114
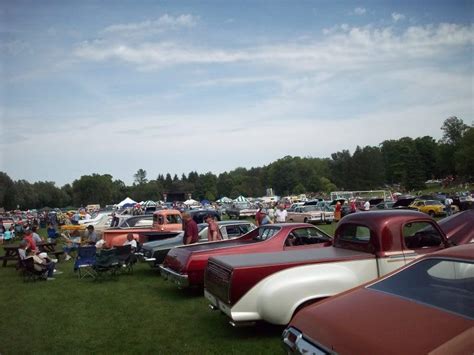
303,218,308,223
428,210,435,217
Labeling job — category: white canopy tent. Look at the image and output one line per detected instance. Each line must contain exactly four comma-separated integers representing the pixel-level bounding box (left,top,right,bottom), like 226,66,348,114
183,199,199,206
116,197,137,208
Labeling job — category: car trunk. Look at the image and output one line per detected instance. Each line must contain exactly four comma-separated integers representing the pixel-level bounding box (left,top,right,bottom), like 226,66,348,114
438,209,474,245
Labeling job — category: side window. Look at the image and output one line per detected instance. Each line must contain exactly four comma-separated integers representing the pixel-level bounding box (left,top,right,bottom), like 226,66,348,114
339,225,371,243
403,222,443,249
225,225,240,237
256,227,279,241
286,228,331,246
238,225,250,234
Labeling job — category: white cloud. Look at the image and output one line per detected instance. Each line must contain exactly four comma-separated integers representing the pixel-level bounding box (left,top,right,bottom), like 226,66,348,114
392,12,406,22
75,23,474,73
102,14,198,36
353,7,366,15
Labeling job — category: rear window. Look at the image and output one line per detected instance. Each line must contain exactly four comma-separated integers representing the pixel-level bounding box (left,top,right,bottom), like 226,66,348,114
369,258,474,319
338,225,371,243
253,226,280,241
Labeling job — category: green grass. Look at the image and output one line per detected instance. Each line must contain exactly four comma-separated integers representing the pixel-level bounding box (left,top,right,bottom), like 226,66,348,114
0,221,337,354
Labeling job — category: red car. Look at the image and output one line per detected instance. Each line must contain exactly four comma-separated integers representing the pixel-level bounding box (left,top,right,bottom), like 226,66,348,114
160,223,332,288
283,244,474,355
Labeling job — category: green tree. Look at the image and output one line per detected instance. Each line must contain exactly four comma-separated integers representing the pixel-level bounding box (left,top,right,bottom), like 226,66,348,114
134,169,148,185
0,172,16,210
441,116,469,146
454,127,474,179
71,174,115,207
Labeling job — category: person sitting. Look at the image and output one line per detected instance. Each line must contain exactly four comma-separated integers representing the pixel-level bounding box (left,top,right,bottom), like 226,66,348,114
62,230,82,261
18,240,56,280
86,225,98,245
23,229,38,253
123,233,137,252
31,226,43,244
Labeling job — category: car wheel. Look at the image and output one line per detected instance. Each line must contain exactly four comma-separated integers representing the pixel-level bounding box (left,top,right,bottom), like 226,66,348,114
303,218,308,223
428,210,435,217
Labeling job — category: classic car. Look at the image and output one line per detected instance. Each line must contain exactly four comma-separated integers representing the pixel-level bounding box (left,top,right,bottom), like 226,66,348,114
160,223,333,288
372,201,395,209
225,203,258,219
409,199,446,217
286,205,334,224
283,244,474,355
102,210,182,247
204,209,474,326
141,220,256,267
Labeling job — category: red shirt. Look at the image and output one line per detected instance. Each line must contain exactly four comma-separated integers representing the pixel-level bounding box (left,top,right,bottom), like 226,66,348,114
183,219,199,244
24,234,37,252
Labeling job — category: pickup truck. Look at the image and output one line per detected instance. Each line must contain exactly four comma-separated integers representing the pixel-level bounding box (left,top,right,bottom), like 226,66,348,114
160,223,333,288
102,209,183,247
204,209,474,326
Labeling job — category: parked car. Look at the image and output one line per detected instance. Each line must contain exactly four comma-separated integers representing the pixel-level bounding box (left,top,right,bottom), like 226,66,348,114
160,223,333,288
409,199,447,217
0,217,15,230
141,221,256,268
283,243,474,355
102,210,182,247
286,205,333,224
204,209,474,326
225,203,258,219
187,209,221,224
372,201,394,209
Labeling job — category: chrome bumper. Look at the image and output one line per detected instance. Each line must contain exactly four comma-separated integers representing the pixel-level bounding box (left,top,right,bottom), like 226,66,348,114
159,265,189,288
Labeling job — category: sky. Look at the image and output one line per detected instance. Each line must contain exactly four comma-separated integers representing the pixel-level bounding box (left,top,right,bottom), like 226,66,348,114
1,0,473,186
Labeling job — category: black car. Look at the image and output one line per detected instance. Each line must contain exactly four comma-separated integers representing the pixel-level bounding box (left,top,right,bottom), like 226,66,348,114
141,220,256,267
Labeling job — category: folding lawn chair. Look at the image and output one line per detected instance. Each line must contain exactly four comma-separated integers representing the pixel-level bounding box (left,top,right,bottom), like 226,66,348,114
115,245,137,274
74,246,97,279
19,257,48,282
93,248,120,280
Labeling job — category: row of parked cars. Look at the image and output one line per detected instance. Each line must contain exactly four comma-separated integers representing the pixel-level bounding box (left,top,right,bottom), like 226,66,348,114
151,209,474,354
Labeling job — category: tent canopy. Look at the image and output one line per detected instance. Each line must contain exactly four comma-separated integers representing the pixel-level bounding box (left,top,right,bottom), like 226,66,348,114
217,197,232,203
183,199,199,206
141,200,157,207
117,197,137,208
233,195,249,203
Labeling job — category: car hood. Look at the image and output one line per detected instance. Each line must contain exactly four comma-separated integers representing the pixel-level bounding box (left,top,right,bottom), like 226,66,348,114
438,209,474,245
289,288,473,355
142,234,183,251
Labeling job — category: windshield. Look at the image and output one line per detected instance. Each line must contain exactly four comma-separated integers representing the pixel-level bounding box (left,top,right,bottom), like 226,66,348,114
369,258,474,319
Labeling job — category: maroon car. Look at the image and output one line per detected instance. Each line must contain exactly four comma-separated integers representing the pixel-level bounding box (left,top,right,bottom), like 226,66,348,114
160,223,332,288
283,244,474,355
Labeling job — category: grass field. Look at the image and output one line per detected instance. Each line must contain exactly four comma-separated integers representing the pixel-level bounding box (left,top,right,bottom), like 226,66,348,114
0,223,336,355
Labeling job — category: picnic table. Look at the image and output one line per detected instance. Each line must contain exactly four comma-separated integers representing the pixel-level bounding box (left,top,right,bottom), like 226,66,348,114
1,242,64,267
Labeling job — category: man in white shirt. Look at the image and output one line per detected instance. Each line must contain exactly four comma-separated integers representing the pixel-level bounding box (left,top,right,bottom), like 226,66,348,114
363,200,370,211
274,204,288,223
123,233,137,252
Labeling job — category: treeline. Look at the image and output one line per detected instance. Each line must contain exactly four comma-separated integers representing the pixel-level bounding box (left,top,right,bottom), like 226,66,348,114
0,117,472,210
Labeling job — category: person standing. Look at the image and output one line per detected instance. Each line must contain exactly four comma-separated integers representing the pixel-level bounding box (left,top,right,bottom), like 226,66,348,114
255,206,264,226
260,210,272,225
363,200,370,211
445,197,453,216
334,201,342,222
274,204,288,223
182,213,199,245
206,215,222,242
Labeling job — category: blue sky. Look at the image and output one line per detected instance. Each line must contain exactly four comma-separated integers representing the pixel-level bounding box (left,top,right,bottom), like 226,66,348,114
1,0,472,186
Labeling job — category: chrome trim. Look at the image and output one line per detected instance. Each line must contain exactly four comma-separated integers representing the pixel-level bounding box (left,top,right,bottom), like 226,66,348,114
159,265,189,287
